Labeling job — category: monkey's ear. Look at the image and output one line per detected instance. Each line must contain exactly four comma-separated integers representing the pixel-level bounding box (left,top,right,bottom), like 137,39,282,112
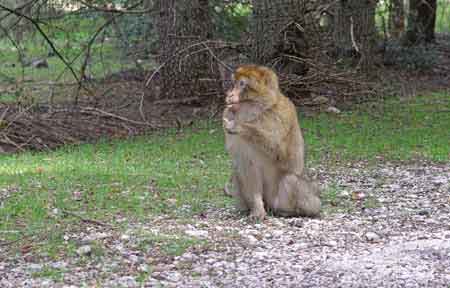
246,76,259,91
263,69,279,91
219,64,234,92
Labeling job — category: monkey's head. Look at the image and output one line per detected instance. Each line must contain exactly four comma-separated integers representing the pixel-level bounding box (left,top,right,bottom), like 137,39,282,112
225,65,280,110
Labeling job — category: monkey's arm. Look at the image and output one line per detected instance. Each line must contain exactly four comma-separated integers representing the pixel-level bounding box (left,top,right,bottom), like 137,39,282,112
223,102,267,134
239,118,291,163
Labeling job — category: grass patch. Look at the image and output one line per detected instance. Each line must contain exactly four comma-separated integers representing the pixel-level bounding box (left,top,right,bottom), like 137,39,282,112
0,92,449,251
320,184,355,214
0,124,232,249
303,92,450,163
436,0,450,33
31,266,65,282
137,231,206,257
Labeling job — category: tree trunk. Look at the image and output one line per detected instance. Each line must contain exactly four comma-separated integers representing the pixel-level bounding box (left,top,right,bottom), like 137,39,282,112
333,0,377,73
405,0,437,44
155,0,219,101
388,0,405,39
251,0,309,75
333,0,353,58
418,0,437,42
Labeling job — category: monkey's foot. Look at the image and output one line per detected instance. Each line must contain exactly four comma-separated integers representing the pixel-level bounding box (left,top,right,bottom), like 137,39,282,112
223,118,239,134
249,208,266,222
223,182,235,197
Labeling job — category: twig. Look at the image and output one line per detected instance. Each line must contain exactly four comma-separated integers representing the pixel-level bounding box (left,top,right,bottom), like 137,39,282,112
77,0,157,14
0,106,9,122
145,40,238,87
62,209,112,227
153,96,201,105
0,238,21,247
138,91,147,122
350,16,360,53
0,3,82,86
52,106,167,128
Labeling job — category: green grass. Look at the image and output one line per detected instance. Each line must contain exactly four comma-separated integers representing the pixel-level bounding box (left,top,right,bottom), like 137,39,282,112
0,92,449,254
376,0,450,33
304,92,450,163
437,0,450,33
32,266,66,282
137,231,206,257
0,14,149,104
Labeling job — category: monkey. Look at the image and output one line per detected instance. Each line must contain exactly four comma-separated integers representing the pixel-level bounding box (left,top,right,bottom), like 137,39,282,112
223,64,320,221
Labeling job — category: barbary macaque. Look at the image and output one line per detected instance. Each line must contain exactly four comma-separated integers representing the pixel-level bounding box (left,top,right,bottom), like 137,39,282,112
223,65,320,221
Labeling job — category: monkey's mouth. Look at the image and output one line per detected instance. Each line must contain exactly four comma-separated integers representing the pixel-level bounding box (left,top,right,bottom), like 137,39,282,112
226,101,240,107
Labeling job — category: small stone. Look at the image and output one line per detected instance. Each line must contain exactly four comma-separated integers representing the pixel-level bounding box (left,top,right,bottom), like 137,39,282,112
138,264,150,273
192,266,207,275
352,191,366,201
76,245,92,256
185,229,208,238
253,251,268,259
72,190,82,201
83,232,109,242
128,254,140,263
365,232,381,242
181,252,198,262
339,190,350,198
418,209,430,216
152,265,167,273
288,219,304,228
326,106,341,114
117,276,137,287
327,240,338,247
28,263,43,273
313,96,329,104
49,261,67,269
120,234,131,241
245,235,259,245
272,230,284,238
166,271,182,282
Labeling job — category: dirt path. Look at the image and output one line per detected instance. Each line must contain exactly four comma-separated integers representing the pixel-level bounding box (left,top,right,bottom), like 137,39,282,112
1,162,449,287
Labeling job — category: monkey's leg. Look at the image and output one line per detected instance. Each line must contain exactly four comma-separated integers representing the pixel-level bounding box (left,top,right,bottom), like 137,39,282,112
239,122,290,166
238,162,266,221
273,174,321,218
224,173,250,212
272,174,298,217
223,175,236,197
295,176,321,217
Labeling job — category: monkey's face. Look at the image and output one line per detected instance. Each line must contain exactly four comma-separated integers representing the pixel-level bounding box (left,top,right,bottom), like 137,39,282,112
226,74,271,107
225,65,281,112
225,77,249,109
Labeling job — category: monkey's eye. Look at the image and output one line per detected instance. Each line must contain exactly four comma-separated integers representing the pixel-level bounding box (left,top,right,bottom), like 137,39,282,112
238,79,247,88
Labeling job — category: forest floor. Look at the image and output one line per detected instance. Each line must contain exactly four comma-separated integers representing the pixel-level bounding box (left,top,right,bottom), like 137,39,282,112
1,36,450,287
1,35,450,153
1,161,449,287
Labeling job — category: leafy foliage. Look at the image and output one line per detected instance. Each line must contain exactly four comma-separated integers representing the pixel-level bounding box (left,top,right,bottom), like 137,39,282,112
212,2,252,41
383,41,438,70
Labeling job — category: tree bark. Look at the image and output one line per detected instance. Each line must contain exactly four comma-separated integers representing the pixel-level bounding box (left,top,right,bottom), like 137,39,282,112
418,0,437,42
155,0,218,101
405,0,437,44
333,0,377,73
388,0,405,39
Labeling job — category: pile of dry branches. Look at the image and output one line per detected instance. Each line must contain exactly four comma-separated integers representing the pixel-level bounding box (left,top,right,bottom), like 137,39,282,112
0,102,167,153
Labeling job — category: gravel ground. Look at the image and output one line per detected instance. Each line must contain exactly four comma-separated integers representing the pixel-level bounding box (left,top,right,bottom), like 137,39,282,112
1,162,450,287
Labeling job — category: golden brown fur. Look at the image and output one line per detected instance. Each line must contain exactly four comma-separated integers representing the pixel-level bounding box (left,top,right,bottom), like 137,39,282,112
223,65,320,221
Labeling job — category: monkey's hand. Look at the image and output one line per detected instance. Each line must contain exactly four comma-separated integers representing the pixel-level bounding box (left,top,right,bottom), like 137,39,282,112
223,117,240,134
